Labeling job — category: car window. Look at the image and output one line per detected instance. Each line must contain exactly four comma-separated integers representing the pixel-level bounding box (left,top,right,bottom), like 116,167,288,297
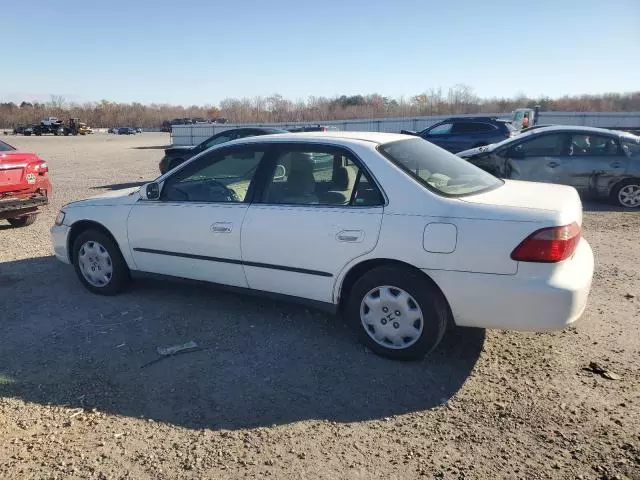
0,140,15,152
511,133,567,157
200,132,236,150
425,123,453,136
621,137,640,157
378,137,502,197
452,122,494,134
568,134,620,156
161,147,265,203
261,146,383,206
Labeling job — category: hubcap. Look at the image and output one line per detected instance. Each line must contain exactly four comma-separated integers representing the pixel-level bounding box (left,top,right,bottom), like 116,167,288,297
618,184,640,208
78,241,113,287
360,286,424,350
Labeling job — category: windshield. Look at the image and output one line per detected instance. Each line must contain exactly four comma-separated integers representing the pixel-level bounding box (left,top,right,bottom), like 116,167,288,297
378,138,503,197
0,140,16,152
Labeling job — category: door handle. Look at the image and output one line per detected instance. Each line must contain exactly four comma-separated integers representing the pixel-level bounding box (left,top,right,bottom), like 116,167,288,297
610,162,622,168
547,161,559,168
336,230,364,242
211,222,232,233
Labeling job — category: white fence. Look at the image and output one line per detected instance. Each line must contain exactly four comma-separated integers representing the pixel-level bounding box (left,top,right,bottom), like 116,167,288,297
171,111,640,146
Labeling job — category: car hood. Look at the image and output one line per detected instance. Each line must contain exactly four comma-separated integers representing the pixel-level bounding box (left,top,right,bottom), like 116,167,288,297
65,187,141,208
460,179,583,226
457,144,498,158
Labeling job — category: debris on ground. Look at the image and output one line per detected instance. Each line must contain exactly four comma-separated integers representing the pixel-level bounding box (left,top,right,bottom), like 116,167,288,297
583,361,621,380
157,340,198,356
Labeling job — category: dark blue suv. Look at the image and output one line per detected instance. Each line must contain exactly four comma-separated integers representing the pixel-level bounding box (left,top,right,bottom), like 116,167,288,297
402,117,516,153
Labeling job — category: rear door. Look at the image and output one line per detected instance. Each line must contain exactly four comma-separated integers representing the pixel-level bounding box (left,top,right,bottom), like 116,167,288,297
561,132,628,195
241,143,385,303
499,132,569,183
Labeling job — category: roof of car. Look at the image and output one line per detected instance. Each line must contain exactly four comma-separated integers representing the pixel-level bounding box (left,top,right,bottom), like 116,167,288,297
236,131,409,145
522,125,629,137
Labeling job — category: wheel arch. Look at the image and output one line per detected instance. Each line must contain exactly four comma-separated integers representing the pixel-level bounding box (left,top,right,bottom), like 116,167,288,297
337,258,453,322
67,220,121,265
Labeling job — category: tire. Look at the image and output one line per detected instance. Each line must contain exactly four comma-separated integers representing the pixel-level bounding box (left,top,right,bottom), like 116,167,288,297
611,179,640,208
7,215,37,227
72,229,131,295
345,266,448,360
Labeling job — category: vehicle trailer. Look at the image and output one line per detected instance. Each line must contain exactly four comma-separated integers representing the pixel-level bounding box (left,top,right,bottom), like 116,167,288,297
0,141,52,227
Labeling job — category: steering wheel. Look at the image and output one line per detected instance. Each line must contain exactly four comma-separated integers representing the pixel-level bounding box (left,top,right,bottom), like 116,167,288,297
207,179,238,202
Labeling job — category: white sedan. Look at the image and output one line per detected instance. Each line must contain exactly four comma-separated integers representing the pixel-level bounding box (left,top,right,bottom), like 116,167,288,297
51,132,594,360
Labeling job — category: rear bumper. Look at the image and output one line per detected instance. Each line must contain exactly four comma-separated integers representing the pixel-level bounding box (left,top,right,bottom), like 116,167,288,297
0,194,48,220
426,238,594,331
51,224,71,264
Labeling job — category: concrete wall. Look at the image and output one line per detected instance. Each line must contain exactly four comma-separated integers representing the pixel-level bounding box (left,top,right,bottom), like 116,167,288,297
170,112,640,146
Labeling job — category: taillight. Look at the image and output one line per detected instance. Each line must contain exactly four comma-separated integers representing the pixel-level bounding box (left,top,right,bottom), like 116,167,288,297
34,161,48,174
511,222,581,263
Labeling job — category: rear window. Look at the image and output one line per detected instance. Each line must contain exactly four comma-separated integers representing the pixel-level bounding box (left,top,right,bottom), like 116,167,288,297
621,136,640,157
0,140,16,152
378,138,503,197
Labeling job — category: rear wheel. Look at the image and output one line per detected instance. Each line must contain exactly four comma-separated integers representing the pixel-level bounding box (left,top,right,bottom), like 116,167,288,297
72,229,131,295
7,215,37,227
611,179,640,208
346,266,448,360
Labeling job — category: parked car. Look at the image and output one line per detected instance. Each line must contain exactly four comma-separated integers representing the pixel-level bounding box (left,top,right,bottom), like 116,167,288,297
457,126,640,208
159,127,288,174
1,139,52,227
401,117,517,153
287,124,340,133
117,127,137,135
13,125,36,136
51,132,593,360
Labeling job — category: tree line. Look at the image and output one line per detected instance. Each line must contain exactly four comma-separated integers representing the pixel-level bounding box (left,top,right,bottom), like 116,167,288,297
1,86,639,129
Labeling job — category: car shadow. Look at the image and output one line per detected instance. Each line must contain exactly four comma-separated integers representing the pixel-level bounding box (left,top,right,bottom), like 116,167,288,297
582,201,636,213
0,256,485,430
131,145,170,150
90,181,149,191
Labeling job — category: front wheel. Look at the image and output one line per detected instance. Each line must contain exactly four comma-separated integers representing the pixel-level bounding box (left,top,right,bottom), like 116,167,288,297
72,229,131,295
346,266,448,360
7,215,37,227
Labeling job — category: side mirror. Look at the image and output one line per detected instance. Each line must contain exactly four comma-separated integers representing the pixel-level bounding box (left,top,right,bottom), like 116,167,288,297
140,182,160,200
273,164,286,180
506,147,525,159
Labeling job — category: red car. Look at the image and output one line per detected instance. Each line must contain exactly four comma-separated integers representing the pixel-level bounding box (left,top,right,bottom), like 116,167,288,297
0,139,52,227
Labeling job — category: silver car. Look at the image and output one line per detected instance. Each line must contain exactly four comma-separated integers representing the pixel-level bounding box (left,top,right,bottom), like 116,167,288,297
457,126,640,208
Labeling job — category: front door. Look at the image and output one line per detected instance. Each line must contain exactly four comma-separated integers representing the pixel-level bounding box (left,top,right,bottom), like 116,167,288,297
422,122,455,152
241,144,385,303
127,144,267,287
501,132,569,183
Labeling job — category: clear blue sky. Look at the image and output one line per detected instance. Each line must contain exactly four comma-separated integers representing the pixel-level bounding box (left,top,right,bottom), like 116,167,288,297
2,0,638,106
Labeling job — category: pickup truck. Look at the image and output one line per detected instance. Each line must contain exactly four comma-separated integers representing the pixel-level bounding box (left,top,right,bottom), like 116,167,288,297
0,140,52,227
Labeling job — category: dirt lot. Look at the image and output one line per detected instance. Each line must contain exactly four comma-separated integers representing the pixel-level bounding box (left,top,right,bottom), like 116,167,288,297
1,133,639,480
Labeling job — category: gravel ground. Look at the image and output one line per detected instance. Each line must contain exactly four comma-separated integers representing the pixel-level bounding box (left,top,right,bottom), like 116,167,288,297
1,133,639,480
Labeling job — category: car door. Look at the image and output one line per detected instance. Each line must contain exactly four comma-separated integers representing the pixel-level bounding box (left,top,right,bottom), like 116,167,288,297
241,143,385,304
420,122,455,151
560,132,629,195
126,144,268,287
497,132,569,183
